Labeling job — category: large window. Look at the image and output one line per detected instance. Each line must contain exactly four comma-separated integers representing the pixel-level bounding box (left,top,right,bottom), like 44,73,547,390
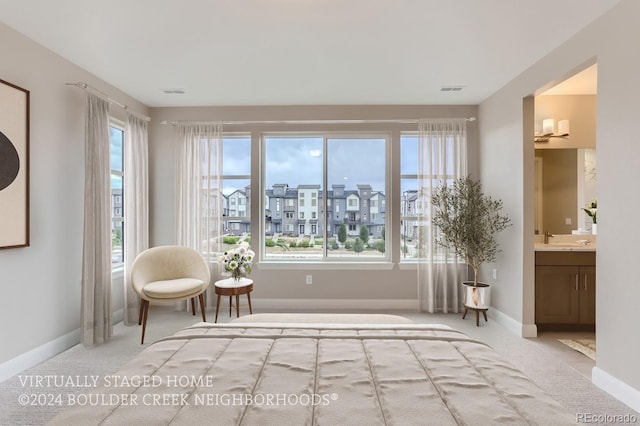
263,135,387,261
110,124,124,266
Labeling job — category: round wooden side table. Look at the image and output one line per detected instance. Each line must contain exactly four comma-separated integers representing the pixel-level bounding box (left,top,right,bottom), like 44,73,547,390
214,277,254,323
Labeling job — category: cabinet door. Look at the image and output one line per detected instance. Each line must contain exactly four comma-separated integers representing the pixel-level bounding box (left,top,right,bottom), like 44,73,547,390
579,266,596,325
535,266,580,324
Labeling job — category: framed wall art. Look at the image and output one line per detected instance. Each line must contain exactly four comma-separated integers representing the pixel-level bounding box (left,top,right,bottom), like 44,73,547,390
0,79,30,249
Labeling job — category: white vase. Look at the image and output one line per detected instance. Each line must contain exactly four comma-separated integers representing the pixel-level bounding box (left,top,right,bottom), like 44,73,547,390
462,281,490,309
592,224,597,235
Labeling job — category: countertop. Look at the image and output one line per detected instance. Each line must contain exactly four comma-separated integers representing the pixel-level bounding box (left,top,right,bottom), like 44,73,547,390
535,242,596,252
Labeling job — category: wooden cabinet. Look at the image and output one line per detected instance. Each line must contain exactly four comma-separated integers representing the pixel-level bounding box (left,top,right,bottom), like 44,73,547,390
535,252,595,330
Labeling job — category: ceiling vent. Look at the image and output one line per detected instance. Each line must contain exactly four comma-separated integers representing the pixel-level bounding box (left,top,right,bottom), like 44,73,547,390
440,86,464,92
161,88,185,94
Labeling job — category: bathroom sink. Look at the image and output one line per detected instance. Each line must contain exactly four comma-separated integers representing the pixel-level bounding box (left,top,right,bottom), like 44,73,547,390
535,241,595,251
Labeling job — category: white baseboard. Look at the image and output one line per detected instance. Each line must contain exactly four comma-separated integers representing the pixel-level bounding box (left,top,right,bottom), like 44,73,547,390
0,309,126,383
0,328,80,383
112,308,124,324
489,307,537,338
253,298,418,311
592,367,640,413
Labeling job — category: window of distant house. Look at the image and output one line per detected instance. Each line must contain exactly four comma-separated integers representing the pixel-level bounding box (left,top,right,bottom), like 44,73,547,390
110,123,124,267
222,135,251,237
263,135,387,261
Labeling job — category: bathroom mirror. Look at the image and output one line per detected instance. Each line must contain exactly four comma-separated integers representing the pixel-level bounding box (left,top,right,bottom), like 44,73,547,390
534,148,596,235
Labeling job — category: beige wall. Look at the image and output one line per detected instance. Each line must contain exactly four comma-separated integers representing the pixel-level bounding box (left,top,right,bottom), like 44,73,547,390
148,105,478,303
0,22,148,367
479,0,640,403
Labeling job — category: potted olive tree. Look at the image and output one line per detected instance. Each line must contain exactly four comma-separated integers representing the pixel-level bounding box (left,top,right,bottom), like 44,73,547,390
431,177,511,310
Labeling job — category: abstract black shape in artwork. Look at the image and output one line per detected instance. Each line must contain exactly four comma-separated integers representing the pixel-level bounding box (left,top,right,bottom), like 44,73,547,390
0,130,20,191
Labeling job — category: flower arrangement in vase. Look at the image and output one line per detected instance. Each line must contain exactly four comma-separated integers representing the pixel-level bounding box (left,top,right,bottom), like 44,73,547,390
218,241,255,281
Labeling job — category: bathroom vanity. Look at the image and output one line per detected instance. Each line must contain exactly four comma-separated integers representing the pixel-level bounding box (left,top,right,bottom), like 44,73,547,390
534,238,596,331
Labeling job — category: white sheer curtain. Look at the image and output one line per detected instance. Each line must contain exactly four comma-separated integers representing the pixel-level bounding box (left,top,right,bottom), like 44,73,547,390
417,119,468,313
123,114,149,325
175,123,223,309
81,93,112,345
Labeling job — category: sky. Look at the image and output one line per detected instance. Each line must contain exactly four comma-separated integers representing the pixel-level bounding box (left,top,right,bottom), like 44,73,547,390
110,127,123,189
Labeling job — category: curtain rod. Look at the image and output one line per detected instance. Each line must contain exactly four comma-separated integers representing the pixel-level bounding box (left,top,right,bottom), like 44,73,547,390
160,117,476,126
65,82,151,122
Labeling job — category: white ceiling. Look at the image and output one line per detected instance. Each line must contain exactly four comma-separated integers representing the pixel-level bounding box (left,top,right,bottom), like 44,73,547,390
0,0,619,107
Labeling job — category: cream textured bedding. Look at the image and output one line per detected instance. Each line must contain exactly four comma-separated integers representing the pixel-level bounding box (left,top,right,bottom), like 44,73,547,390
50,323,574,425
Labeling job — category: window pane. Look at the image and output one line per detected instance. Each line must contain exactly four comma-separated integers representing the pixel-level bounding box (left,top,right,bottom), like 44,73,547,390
264,137,323,260
263,135,387,261
110,124,124,268
110,127,124,172
401,135,419,261
327,138,386,259
220,136,251,254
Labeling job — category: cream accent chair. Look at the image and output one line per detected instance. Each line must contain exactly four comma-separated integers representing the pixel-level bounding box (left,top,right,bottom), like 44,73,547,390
131,245,211,344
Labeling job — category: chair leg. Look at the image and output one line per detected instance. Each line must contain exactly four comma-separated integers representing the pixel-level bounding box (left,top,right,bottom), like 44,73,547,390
138,298,144,325
141,299,150,344
191,297,196,316
215,294,221,323
199,294,207,322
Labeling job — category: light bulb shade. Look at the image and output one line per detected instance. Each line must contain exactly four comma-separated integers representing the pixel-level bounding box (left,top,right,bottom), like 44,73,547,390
558,119,570,136
542,119,555,135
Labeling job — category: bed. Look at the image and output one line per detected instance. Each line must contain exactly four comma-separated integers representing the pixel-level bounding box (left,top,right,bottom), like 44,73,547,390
50,316,574,425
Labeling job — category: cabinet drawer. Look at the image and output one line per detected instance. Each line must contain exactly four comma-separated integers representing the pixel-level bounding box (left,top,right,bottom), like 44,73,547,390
535,251,595,266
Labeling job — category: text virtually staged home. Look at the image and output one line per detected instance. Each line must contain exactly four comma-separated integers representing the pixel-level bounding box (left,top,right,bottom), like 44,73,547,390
1,0,640,424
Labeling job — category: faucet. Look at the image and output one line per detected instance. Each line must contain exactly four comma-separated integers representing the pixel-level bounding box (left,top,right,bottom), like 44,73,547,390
544,232,554,244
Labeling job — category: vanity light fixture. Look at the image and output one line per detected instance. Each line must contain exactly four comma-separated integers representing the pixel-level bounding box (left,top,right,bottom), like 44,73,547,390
535,118,570,143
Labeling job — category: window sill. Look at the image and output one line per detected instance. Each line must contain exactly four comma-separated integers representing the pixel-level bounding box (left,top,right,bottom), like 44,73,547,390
112,265,125,279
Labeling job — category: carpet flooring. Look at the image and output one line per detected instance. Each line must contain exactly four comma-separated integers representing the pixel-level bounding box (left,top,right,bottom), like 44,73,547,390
0,307,637,425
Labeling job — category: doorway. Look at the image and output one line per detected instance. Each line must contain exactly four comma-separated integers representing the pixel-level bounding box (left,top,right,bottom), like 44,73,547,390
527,62,598,346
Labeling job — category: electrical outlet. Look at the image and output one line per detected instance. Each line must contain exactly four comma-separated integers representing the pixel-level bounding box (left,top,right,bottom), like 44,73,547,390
565,218,572,225
492,269,498,280
306,275,312,285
